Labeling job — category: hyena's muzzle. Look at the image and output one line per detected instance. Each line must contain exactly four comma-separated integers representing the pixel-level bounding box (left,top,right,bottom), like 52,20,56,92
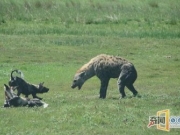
71,72,86,90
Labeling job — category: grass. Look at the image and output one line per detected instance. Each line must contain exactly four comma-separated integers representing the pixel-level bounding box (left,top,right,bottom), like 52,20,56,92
0,0,180,134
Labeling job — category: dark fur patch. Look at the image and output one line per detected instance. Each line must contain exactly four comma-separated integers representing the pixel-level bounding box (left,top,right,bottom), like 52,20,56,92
3,84,48,108
9,70,49,100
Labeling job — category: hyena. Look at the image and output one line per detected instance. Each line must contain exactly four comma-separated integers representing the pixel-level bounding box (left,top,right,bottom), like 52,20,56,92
71,54,140,99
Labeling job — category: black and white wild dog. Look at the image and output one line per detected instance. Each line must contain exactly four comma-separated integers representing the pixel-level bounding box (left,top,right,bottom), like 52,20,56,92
9,70,49,100
3,84,48,108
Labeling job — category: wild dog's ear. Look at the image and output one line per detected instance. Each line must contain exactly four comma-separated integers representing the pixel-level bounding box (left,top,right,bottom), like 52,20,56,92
4,84,9,90
80,71,86,77
39,82,44,86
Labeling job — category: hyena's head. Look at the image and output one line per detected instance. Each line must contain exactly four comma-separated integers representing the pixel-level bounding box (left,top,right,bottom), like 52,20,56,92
71,71,86,90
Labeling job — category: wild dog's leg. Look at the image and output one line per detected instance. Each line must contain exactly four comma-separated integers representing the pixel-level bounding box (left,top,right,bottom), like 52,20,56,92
17,89,22,97
25,95,30,100
4,100,10,107
32,93,42,100
99,78,110,99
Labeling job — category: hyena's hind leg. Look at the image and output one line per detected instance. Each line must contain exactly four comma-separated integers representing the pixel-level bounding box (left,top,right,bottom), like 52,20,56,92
117,81,126,98
126,84,138,97
117,63,139,98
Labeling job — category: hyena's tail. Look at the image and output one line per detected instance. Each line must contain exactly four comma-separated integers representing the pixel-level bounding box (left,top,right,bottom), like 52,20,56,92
10,69,24,79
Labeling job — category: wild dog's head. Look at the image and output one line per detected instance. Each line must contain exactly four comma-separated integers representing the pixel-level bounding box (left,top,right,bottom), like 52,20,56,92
4,84,17,100
4,84,22,107
4,84,28,107
71,71,86,90
8,69,24,87
36,82,49,93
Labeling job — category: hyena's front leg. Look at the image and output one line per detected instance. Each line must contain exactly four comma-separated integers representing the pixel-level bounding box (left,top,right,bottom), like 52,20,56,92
99,78,110,99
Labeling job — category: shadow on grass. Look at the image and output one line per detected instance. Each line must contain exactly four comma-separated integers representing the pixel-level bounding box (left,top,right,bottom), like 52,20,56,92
108,95,142,100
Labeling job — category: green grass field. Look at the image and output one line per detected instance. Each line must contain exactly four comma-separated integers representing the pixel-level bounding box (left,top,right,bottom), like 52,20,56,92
0,0,180,134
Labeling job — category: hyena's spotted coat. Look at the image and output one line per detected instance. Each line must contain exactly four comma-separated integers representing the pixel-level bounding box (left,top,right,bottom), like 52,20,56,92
71,54,140,99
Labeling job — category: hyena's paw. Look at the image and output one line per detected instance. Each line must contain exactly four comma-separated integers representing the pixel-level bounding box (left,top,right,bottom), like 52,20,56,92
119,95,127,99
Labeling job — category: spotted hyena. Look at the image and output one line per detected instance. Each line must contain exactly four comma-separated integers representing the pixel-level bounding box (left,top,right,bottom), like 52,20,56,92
71,54,140,99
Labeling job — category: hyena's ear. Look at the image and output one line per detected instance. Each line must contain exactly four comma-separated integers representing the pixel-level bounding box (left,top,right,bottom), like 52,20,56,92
80,71,86,77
